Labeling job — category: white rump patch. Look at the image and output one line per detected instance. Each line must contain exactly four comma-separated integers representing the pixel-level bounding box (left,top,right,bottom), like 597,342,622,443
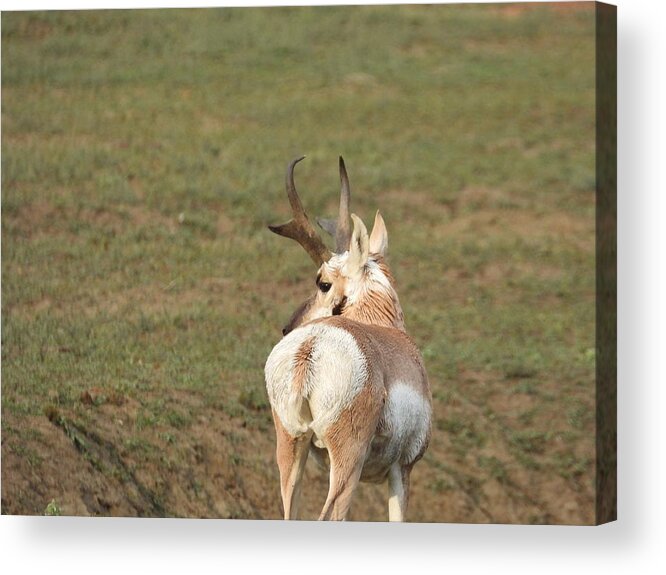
265,323,368,438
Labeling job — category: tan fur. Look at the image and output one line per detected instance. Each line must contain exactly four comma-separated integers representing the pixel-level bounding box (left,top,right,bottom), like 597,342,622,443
299,254,406,331
273,408,312,520
318,377,385,520
373,256,396,286
270,266,431,520
291,336,316,395
267,180,432,522
318,316,429,397
343,279,405,330
317,316,432,477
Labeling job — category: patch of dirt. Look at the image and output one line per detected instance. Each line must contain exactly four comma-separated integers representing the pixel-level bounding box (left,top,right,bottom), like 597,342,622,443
452,208,576,240
384,189,455,218
2,370,595,523
444,369,595,523
2,413,144,517
454,186,523,214
14,275,236,320
491,2,591,20
2,390,280,519
216,212,235,235
6,200,181,242
433,205,594,255
9,16,53,40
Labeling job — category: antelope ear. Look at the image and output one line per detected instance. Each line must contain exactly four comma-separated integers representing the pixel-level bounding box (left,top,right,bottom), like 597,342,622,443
346,213,369,275
316,218,337,237
368,210,388,256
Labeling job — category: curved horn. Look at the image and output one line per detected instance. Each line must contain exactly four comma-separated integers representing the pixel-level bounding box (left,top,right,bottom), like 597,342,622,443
336,156,352,252
268,156,331,266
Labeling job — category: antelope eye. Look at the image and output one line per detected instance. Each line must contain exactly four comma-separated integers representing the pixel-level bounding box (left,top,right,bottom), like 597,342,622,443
319,282,332,293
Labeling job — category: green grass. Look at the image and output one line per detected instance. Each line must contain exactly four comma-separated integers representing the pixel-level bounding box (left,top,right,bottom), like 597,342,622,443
2,4,597,523
44,499,62,516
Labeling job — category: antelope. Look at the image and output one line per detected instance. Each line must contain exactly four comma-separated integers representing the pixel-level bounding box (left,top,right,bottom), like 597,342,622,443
264,156,432,521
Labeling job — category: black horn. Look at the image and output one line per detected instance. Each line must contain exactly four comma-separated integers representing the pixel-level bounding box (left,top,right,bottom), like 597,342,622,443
268,156,332,266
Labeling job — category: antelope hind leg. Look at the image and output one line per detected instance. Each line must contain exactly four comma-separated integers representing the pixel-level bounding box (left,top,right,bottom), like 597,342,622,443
318,442,367,521
273,410,312,520
318,376,385,521
387,463,412,522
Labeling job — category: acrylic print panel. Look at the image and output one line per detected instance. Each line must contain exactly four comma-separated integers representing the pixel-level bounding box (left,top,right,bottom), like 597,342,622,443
0,2,616,524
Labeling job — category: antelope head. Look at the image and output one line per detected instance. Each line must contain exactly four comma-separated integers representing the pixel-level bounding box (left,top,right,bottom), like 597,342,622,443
269,156,405,336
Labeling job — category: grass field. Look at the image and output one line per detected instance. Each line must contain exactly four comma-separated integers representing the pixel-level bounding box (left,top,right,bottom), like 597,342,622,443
1,3,597,523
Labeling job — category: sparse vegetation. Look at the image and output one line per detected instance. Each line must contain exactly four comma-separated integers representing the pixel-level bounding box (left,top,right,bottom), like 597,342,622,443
44,499,62,516
2,4,596,523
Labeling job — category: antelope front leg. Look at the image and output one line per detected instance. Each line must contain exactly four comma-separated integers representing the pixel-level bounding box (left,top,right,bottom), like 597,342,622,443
387,463,411,522
273,410,312,520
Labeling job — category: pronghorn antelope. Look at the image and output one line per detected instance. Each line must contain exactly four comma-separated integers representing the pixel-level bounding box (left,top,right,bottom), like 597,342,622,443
265,156,432,521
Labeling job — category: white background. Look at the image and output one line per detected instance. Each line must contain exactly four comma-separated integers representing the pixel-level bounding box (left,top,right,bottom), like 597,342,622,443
1,0,664,573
